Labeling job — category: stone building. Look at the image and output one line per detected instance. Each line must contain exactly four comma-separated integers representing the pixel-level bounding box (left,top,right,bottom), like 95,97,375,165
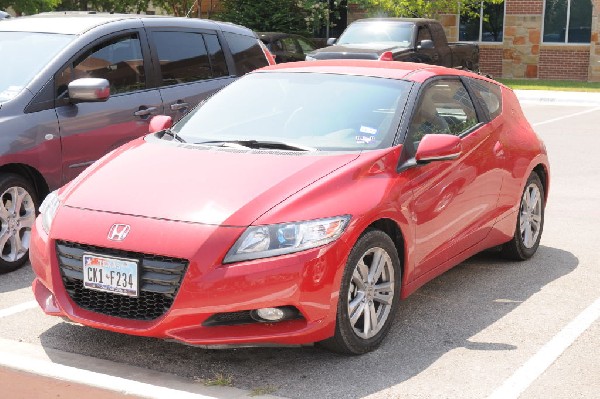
349,0,600,81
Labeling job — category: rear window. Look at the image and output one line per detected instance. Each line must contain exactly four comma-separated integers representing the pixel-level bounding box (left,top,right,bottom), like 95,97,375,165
469,78,502,120
222,32,269,75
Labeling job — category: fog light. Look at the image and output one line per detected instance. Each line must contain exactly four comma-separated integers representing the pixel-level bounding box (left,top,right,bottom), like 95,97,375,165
253,307,285,322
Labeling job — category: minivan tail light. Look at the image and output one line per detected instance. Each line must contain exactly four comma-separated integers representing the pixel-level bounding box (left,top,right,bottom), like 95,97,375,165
379,51,394,61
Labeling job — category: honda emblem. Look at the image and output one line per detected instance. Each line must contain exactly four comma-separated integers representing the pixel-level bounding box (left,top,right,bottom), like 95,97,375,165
108,224,130,241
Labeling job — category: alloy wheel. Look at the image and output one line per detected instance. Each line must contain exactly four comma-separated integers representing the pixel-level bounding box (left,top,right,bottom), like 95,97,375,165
0,186,36,262
519,183,542,249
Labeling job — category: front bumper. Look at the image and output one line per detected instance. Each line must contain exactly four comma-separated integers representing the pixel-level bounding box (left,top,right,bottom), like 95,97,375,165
30,206,350,346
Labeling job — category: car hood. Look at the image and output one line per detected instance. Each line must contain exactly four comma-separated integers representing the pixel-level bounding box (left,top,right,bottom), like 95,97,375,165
310,44,410,59
62,138,360,226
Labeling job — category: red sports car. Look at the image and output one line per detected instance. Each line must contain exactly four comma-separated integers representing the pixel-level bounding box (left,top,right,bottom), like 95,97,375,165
30,61,549,354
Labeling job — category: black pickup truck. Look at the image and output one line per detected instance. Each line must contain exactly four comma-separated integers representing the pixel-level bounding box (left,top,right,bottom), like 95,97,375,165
306,18,479,72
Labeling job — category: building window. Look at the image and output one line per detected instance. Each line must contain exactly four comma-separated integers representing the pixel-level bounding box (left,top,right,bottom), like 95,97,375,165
459,1,505,43
543,0,593,43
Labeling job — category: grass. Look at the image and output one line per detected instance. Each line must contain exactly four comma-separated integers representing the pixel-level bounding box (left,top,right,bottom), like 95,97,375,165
194,372,234,387
250,385,278,397
497,78,600,92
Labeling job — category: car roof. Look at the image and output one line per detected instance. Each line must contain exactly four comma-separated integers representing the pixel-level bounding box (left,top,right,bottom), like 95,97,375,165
258,32,308,42
258,60,501,85
0,12,250,36
351,18,437,24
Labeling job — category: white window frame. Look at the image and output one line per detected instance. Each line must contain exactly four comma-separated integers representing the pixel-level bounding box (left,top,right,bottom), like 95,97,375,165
542,0,592,44
457,1,506,44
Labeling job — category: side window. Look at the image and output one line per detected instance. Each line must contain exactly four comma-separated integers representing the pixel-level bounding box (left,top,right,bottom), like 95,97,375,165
60,34,145,96
281,37,300,53
222,32,269,75
153,31,211,85
409,80,479,143
417,27,432,44
270,40,283,52
203,34,229,78
468,78,502,120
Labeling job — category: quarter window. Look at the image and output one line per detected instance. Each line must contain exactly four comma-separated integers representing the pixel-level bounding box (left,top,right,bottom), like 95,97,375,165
223,32,269,75
543,0,592,43
409,80,479,143
204,34,229,78
460,1,505,42
153,31,212,85
468,78,502,120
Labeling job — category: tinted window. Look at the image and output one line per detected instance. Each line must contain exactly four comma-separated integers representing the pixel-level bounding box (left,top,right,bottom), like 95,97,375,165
223,32,269,75
543,0,592,43
297,38,316,53
69,34,145,96
468,78,502,120
417,27,432,43
281,37,299,53
204,34,228,78
409,80,479,142
153,31,211,85
459,1,504,42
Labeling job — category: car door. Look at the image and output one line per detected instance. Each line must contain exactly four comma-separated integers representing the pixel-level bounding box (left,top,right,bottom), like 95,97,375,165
148,29,235,122
403,78,504,278
56,30,162,183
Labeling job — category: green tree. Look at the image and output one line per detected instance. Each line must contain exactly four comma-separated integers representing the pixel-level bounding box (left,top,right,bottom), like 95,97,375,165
352,0,502,19
55,0,151,13
0,0,61,15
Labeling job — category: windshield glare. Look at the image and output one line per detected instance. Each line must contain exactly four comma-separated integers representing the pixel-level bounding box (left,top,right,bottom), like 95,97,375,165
338,22,413,46
174,72,411,151
0,32,75,103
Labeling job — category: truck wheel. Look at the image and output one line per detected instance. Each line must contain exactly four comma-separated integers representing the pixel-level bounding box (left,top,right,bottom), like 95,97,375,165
0,174,38,274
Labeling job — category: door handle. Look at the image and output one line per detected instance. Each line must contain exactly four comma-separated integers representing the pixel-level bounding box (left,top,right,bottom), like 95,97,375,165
170,102,189,111
134,107,157,117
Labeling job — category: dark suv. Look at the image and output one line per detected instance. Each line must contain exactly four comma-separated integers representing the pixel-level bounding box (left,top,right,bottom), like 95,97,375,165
0,12,273,273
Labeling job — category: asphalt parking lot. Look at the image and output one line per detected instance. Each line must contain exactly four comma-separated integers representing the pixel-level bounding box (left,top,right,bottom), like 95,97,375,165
1,99,599,399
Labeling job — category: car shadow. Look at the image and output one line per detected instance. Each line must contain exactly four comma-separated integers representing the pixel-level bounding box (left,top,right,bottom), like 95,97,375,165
0,263,34,294
39,245,577,398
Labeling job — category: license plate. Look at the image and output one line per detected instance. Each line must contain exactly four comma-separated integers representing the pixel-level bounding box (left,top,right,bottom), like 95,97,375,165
82,253,139,297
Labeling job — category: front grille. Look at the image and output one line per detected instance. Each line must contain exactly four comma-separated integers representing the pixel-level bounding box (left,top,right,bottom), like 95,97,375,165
56,241,188,321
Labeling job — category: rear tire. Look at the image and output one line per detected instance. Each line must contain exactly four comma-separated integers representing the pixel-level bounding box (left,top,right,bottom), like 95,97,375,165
319,229,401,355
501,172,545,260
0,174,38,274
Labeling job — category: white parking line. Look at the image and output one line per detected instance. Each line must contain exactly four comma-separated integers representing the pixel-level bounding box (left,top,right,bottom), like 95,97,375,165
487,297,600,399
532,107,600,127
0,301,37,318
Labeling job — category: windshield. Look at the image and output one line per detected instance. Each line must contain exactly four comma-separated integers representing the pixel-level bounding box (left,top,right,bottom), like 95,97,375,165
338,22,413,46
0,32,75,103
173,72,412,151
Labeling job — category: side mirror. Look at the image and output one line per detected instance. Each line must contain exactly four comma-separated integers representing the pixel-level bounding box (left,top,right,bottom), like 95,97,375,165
417,39,435,50
415,134,461,163
149,115,173,134
68,78,110,103
326,37,337,46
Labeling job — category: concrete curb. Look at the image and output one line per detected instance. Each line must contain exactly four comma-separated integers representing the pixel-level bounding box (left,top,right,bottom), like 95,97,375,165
514,89,600,106
0,338,285,399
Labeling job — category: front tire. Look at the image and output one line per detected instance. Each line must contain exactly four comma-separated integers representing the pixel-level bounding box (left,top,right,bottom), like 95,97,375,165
319,229,401,355
0,174,38,274
501,172,545,260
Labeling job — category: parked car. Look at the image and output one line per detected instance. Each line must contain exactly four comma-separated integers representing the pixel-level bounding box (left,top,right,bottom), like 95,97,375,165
30,60,549,354
258,32,318,63
307,18,479,71
0,11,10,20
0,12,273,274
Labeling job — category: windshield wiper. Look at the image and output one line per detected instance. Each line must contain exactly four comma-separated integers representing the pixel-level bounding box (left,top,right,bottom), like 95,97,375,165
196,140,316,152
161,129,185,143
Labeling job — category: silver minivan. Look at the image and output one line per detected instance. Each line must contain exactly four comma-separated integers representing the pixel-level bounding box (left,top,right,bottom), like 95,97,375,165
0,12,272,273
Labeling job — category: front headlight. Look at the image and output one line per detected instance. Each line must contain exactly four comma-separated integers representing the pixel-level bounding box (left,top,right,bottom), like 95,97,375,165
39,190,60,234
224,216,350,263
305,55,317,61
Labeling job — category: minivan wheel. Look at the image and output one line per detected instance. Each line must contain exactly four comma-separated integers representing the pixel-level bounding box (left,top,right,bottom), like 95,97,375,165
0,174,38,274
319,229,401,355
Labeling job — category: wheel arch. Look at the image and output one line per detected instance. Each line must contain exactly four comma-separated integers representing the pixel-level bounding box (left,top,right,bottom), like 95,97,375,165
532,163,549,204
0,163,51,204
364,218,406,279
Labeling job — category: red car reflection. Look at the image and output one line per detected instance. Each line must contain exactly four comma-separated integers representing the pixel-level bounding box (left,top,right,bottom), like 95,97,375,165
30,61,549,354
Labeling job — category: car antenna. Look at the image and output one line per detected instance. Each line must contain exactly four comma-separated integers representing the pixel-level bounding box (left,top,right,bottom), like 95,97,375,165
185,0,199,18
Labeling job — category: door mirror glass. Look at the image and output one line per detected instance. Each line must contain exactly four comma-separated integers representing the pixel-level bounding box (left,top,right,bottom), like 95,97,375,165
418,39,435,49
68,78,110,103
327,37,337,46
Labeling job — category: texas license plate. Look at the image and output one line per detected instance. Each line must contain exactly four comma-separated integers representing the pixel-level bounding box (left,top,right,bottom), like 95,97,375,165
82,253,139,297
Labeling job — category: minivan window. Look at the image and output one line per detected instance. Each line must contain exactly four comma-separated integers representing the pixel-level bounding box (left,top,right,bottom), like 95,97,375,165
57,34,145,97
222,32,269,75
0,32,74,103
153,31,212,85
204,34,228,78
